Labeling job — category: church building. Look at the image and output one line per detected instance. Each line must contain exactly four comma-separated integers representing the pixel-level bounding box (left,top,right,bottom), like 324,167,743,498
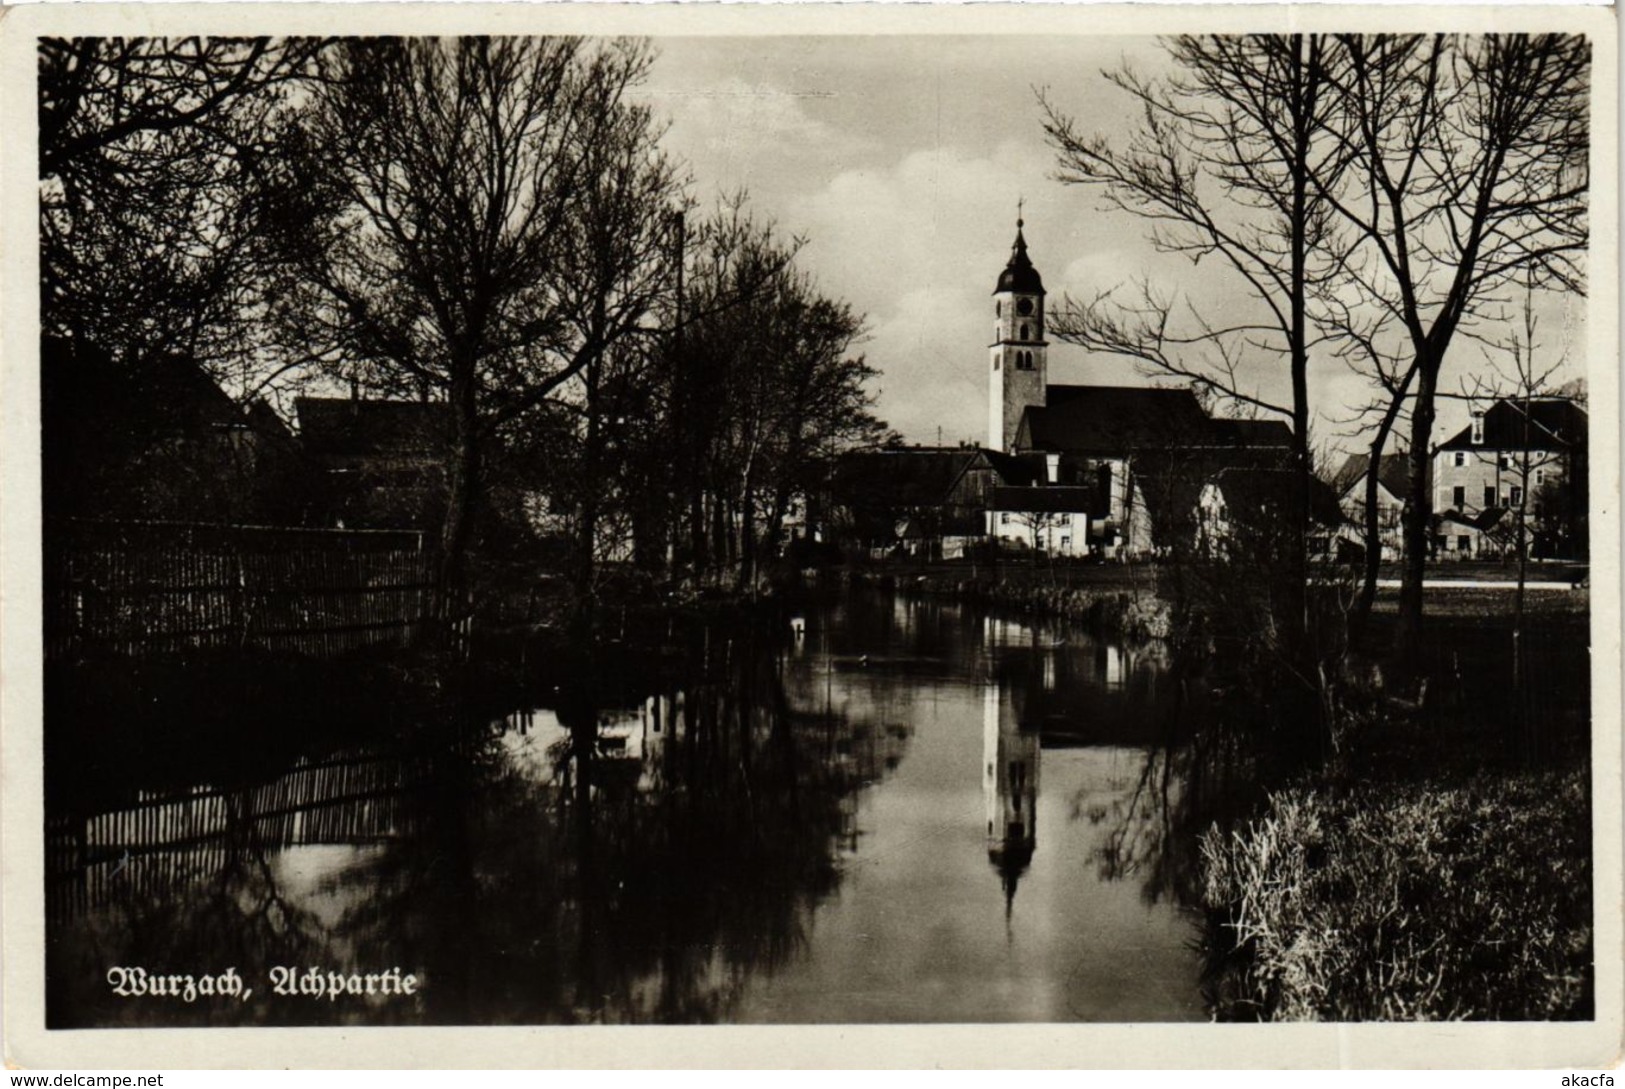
983,218,1294,558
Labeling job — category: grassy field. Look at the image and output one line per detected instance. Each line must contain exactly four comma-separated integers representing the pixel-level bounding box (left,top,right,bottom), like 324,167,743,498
1371,559,1589,584
1200,767,1593,1020
1197,578,1592,1021
1370,584,1588,619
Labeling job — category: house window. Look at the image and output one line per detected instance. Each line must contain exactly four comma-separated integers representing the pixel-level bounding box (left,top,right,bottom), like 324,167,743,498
1457,535,1470,553
1000,513,1010,525
1433,534,1447,551
1454,452,1466,467
1452,485,1465,508
1060,535,1071,550
1500,452,1515,469
993,355,1001,370
1535,469,1546,485
1509,485,1523,506
1484,486,1496,508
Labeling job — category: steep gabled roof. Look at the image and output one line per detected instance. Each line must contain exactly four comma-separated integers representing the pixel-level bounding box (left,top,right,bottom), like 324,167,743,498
983,449,1044,487
296,397,452,458
829,447,984,508
1438,507,1508,532
989,484,1105,516
1209,467,1346,527
1215,418,1294,448
1331,452,1413,501
1437,397,1588,453
1020,386,1214,454
44,336,248,436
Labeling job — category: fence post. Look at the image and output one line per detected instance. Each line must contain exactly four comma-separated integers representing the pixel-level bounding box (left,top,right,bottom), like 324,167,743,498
233,550,248,650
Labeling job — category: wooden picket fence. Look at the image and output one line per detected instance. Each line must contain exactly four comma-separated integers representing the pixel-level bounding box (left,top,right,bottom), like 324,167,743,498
45,519,435,660
46,750,411,921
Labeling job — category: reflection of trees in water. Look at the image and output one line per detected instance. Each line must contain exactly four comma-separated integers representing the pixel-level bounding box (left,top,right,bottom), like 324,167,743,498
1070,673,1263,909
315,636,897,1023
47,764,387,1026
49,628,903,1026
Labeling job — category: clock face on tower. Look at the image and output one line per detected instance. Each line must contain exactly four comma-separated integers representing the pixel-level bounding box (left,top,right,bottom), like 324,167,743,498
1016,297,1034,317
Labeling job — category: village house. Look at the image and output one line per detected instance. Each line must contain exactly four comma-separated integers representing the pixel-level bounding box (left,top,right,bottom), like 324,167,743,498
1195,467,1347,561
826,445,1016,559
987,480,1104,558
1328,452,1413,561
295,392,452,533
1430,396,1588,559
42,335,312,525
1431,507,1509,559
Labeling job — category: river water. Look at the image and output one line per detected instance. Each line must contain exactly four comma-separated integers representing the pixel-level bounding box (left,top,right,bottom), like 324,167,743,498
46,590,1207,1026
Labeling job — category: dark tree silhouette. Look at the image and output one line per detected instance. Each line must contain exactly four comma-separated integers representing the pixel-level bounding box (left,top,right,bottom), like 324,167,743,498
266,38,681,615
39,37,321,372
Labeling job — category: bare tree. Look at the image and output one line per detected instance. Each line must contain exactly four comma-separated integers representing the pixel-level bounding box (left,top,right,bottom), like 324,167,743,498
1319,34,1589,666
1463,274,1570,748
667,202,882,591
549,81,686,618
1041,34,1348,664
1318,300,1419,643
267,37,679,615
39,37,321,374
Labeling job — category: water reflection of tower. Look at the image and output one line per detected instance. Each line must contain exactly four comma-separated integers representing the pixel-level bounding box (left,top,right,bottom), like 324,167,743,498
982,683,1039,915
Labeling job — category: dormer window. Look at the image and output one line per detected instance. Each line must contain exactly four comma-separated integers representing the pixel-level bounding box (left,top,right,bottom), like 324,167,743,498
1471,412,1485,445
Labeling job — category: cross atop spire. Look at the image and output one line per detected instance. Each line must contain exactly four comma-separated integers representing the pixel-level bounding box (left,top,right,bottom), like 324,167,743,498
995,208,1044,296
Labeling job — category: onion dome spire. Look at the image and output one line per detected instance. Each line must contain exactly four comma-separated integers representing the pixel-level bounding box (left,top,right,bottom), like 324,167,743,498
994,203,1045,296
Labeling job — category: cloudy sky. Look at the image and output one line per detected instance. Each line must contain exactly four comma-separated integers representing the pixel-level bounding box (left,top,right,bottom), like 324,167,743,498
636,36,1587,459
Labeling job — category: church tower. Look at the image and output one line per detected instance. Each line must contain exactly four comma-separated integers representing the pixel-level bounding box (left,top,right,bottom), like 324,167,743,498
988,214,1048,452
983,683,1039,917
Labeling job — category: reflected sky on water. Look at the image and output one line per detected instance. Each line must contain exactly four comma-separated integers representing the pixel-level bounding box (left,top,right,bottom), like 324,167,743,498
46,591,1205,1026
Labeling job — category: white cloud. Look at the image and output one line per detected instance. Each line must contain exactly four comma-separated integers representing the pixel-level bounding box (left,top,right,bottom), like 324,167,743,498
646,39,1592,455
655,77,846,156
786,140,1110,442
863,286,989,444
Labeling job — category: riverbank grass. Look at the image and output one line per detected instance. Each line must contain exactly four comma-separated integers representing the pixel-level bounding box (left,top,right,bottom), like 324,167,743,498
1200,767,1592,1020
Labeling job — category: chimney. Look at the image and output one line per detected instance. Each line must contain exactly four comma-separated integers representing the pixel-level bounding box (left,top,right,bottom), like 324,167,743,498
1470,411,1485,445
1045,453,1060,484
